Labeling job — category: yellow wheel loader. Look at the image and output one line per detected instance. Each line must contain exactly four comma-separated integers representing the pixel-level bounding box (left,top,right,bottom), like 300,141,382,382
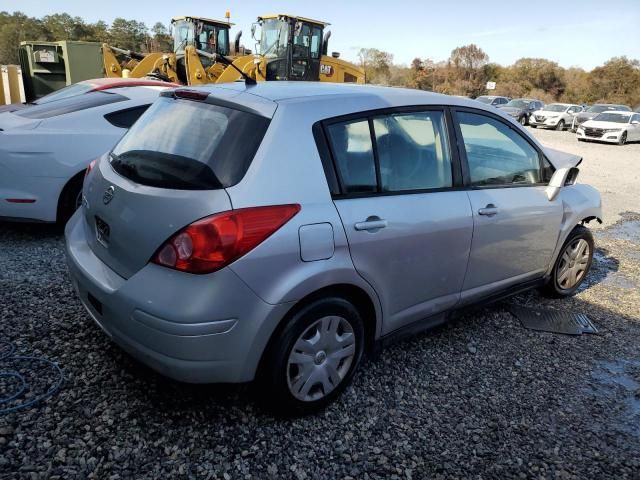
216,14,365,84
102,15,243,84
102,13,364,86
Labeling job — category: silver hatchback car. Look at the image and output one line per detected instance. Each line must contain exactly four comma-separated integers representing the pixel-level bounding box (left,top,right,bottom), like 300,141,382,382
66,82,602,413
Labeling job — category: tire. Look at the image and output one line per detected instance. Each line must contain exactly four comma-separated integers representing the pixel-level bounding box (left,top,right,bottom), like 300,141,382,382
258,297,365,414
618,131,627,146
519,115,527,126
531,125,537,128
555,120,565,131
541,225,594,298
57,174,84,225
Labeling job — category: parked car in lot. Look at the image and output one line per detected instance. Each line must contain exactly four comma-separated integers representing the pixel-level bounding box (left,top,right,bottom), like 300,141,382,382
0,78,177,114
576,111,640,145
66,82,602,413
497,98,544,125
0,82,176,223
529,103,583,130
571,103,632,132
474,95,510,107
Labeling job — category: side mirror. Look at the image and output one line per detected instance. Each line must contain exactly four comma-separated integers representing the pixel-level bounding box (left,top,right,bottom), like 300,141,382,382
546,166,580,201
632,120,639,125
251,23,257,40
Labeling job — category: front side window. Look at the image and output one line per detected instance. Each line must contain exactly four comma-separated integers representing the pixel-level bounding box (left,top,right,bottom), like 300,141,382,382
373,111,452,191
456,111,541,186
327,120,377,193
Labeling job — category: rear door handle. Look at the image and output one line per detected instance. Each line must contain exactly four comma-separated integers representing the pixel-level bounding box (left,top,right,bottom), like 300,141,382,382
354,216,388,231
478,204,499,216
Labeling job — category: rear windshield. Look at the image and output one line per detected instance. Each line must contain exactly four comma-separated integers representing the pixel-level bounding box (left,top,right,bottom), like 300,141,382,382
33,82,94,105
110,97,270,190
17,91,127,119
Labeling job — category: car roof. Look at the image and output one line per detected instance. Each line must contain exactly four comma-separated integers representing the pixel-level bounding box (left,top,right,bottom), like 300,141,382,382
190,81,497,109
78,77,181,91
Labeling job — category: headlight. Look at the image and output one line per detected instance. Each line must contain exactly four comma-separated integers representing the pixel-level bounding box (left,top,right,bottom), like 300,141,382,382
604,128,622,133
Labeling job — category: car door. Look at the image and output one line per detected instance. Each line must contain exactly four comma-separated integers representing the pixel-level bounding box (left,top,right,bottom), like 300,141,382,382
451,109,564,304
630,114,640,141
325,109,474,334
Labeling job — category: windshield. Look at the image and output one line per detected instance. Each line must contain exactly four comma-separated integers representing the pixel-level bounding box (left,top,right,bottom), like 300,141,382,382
110,97,270,190
173,20,229,55
173,20,194,52
593,112,630,123
260,18,289,57
18,91,127,119
587,105,629,113
505,100,529,108
543,104,567,112
33,83,93,105
475,97,493,104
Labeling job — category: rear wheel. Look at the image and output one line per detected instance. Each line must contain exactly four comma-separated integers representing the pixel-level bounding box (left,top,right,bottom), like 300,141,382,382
57,173,84,225
618,131,627,145
541,225,594,298
555,120,565,131
258,297,365,414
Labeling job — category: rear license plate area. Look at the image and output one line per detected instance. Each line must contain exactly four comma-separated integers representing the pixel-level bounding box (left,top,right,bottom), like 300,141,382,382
95,216,110,247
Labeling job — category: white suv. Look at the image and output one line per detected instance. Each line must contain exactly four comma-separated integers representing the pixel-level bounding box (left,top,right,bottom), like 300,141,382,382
529,104,583,130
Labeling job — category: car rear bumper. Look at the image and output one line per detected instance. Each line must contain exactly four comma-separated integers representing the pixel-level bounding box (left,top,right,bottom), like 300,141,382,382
65,211,292,383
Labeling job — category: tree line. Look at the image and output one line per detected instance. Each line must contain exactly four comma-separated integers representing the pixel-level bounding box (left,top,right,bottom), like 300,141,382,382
2,11,638,107
360,46,640,108
0,11,172,65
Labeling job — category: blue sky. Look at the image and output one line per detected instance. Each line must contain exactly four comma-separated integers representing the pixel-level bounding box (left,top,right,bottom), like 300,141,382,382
4,0,640,69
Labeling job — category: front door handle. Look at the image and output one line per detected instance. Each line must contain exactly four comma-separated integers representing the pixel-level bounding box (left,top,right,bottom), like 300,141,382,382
354,216,388,231
478,204,499,216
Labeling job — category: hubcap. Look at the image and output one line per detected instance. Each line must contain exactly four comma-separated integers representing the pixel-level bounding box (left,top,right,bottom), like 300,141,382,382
287,315,356,402
557,238,590,290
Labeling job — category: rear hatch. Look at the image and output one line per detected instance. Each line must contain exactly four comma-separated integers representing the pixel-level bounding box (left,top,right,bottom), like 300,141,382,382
82,89,275,279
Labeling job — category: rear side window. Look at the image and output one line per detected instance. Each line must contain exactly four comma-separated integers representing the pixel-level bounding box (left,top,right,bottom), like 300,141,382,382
372,111,452,191
327,120,377,193
104,105,150,128
110,97,270,190
326,110,453,194
17,92,127,119
456,111,541,186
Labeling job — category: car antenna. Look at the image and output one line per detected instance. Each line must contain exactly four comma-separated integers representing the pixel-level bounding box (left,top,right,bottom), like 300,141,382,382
196,49,257,86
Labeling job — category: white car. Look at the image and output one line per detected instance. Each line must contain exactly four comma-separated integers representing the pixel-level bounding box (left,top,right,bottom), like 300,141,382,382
576,111,640,145
529,103,583,131
0,83,174,223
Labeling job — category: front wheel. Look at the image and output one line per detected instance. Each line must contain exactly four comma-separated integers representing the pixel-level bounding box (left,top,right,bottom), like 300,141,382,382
519,115,527,126
618,131,627,145
555,120,565,131
531,125,537,129
541,225,594,298
258,297,365,414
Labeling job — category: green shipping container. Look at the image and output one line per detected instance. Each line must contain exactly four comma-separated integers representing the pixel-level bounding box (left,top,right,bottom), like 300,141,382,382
18,40,103,101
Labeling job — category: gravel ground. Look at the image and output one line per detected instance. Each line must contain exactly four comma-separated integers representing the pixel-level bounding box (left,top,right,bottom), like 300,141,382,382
1,131,639,479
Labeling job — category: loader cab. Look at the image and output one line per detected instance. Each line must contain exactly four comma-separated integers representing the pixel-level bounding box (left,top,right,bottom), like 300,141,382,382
172,16,231,57
257,14,327,81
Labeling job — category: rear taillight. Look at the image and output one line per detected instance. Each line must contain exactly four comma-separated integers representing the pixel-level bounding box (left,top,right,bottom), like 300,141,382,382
85,159,97,178
152,204,301,274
